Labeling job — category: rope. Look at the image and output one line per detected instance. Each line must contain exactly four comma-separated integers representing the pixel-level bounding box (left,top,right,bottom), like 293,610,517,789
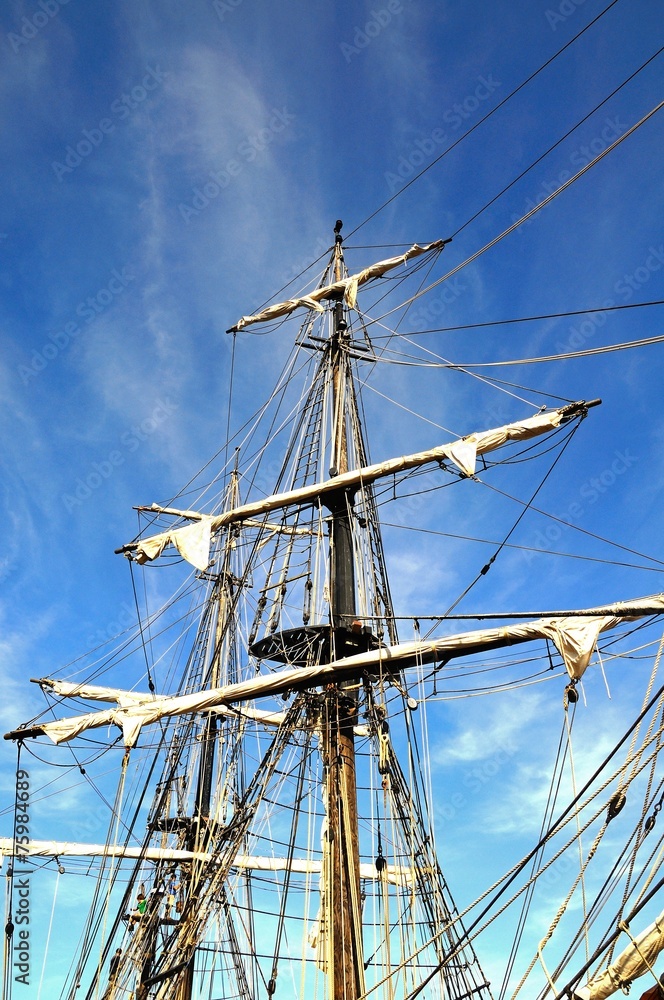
37,869,61,1000
617,917,664,986
523,703,610,999
533,815,608,997
345,0,624,240
93,750,130,1000
369,100,664,332
360,328,664,370
565,705,590,965
441,420,582,618
616,637,664,916
373,297,664,341
362,693,664,1000
607,636,664,962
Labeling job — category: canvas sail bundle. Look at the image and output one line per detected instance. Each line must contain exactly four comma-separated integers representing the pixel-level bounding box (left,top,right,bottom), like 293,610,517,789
575,912,664,1000
228,241,445,331
128,404,587,572
17,595,664,747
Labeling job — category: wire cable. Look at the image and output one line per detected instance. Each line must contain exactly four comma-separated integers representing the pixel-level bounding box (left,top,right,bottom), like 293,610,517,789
345,0,624,239
369,99,664,331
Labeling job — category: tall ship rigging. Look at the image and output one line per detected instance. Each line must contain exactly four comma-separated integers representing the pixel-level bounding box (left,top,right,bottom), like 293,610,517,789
4,224,664,1000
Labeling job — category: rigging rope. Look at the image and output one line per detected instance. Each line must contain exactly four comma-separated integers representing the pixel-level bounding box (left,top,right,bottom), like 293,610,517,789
391,680,664,1000
381,297,664,339
369,99,664,332
129,560,155,694
93,751,130,1000
520,706,594,998
380,521,664,576
612,635,664,929
435,332,664,369
449,46,664,242
441,421,582,619
498,710,574,1000
345,0,624,240
37,868,61,1000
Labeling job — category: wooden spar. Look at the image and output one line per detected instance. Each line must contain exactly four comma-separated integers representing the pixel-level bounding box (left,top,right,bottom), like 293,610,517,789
115,399,600,570
8,594,664,747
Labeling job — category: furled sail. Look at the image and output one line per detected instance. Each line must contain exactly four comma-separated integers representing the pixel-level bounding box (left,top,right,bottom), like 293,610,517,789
0,839,411,884
9,595,663,748
574,911,664,1000
35,678,371,733
123,401,595,571
227,241,445,332
35,677,285,723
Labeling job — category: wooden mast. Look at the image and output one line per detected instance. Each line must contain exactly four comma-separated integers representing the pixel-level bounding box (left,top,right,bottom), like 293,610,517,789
145,469,242,1000
321,220,365,999
179,466,242,1000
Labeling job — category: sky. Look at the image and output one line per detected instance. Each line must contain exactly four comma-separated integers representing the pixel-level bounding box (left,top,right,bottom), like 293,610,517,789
1,0,664,996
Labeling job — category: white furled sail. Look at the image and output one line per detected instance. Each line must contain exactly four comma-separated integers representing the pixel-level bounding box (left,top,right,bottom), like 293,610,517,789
0,839,410,884
575,912,664,1000
14,595,664,747
228,241,445,331
127,402,591,571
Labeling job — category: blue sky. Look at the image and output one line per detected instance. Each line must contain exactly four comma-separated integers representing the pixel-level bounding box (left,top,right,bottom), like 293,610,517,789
1,0,664,995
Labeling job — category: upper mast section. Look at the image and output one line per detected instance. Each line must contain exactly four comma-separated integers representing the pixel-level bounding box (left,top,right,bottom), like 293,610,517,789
225,233,447,334
330,219,350,478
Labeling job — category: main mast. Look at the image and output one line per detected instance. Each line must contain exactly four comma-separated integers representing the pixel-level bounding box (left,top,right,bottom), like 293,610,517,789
322,220,365,999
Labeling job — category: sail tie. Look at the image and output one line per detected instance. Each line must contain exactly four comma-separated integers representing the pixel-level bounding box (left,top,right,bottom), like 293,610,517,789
617,919,664,990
